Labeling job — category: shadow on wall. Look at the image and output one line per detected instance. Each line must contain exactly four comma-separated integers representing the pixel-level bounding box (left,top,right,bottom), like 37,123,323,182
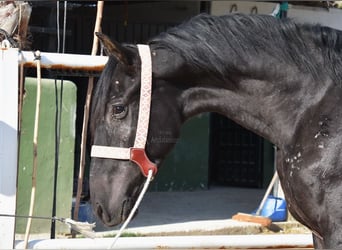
0,120,17,196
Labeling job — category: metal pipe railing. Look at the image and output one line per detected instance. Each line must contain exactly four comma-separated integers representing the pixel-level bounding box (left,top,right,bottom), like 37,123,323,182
15,234,313,249
20,50,108,75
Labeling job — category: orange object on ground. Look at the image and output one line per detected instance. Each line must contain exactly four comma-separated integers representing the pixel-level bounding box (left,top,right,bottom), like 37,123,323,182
232,171,279,227
232,212,272,227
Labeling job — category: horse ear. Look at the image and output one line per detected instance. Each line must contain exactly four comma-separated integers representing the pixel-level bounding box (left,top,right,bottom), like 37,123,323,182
95,32,134,65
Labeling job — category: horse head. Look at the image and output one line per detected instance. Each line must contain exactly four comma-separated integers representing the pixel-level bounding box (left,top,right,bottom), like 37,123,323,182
89,33,182,227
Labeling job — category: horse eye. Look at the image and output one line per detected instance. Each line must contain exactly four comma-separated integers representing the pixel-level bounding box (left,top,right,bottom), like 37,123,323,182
114,105,125,114
112,104,127,119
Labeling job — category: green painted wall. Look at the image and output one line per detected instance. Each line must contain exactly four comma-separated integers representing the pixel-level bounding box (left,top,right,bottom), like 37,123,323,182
150,113,209,191
16,78,76,234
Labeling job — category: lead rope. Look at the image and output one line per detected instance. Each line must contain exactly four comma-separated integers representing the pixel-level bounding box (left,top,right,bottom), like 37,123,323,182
108,169,153,249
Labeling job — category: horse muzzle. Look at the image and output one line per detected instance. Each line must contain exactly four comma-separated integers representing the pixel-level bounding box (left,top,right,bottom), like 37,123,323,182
94,197,135,227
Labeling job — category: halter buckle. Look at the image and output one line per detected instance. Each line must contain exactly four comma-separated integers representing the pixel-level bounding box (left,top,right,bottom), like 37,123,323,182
130,148,157,177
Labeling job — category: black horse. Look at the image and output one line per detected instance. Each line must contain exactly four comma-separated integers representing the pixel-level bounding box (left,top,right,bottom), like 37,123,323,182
89,13,342,249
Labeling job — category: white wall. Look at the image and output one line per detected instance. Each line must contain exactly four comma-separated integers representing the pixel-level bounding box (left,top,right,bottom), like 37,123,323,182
211,1,342,30
211,1,278,15
0,48,18,249
289,5,342,30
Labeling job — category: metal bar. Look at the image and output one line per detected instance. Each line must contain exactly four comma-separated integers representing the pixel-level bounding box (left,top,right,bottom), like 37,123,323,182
0,213,59,221
20,51,108,73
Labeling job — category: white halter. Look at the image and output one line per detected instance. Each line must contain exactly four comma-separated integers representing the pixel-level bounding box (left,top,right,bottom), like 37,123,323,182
90,44,157,177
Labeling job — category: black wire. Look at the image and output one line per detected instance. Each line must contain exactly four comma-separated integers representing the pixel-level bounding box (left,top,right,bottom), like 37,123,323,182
51,78,63,239
51,0,67,239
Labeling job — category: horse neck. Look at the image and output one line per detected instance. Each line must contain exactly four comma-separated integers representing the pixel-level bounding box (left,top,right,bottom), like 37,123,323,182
153,53,333,149
178,79,283,143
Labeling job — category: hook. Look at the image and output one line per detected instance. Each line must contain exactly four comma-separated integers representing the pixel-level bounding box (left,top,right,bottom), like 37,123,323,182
251,6,258,14
0,28,18,48
230,4,238,13
1,39,11,49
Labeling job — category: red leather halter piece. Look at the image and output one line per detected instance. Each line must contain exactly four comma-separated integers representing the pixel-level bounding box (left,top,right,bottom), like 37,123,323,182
91,44,157,177
130,148,157,177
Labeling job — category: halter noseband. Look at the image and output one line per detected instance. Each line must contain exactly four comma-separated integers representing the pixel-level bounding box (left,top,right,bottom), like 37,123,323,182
90,45,157,177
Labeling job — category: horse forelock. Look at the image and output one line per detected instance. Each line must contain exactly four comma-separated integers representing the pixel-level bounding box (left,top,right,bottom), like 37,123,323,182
149,13,342,84
90,57,118,137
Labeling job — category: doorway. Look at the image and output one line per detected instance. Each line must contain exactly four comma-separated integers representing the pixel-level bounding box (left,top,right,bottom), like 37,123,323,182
209,113,264,188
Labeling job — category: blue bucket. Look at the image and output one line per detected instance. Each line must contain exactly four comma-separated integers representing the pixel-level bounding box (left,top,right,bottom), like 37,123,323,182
72,202,95,223
255,195,287,222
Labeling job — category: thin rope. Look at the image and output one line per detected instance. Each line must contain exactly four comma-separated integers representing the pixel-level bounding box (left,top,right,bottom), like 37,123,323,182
62,1,67,53
56,1,60,53
108,169,153,249
23,50,42,249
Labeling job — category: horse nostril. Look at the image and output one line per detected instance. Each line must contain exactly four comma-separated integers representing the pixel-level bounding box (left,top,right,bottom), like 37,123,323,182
122,198,136,219
96,203,113,225
96,203,103,218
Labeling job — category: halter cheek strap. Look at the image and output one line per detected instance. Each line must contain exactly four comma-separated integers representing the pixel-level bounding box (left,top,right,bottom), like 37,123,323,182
90,44,157,177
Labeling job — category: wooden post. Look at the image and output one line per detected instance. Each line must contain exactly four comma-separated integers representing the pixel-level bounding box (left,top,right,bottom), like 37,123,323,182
0,48,18,249
73,1,104,228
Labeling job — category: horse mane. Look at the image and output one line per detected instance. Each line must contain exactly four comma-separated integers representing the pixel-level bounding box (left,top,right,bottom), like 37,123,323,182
91,13,342,132
149,13,342,83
